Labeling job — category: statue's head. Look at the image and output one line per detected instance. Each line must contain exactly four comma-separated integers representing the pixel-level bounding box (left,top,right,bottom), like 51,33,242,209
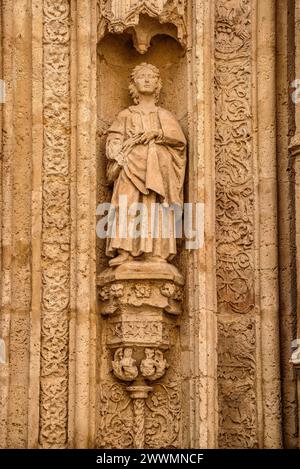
124,348,132,357
129,63,162,105
145,348,155,358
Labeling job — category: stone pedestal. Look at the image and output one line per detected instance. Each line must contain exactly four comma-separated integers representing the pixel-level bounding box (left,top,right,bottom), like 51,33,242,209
97,260,183,351
97,261,183,349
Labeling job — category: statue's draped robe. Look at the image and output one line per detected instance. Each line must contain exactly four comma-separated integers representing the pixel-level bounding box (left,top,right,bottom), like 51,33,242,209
106,105,186,259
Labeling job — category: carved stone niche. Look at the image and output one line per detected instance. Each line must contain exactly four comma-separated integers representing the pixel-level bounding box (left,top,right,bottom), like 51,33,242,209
96,0,187,450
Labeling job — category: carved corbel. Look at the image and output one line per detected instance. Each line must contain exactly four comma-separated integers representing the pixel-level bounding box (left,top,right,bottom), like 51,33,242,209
97,264,182,448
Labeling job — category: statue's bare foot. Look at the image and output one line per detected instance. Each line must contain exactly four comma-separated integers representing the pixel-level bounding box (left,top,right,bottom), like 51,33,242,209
109,251,133,267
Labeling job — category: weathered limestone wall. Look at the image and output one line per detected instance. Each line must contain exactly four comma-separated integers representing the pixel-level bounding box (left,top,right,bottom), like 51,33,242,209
0,0,298,449
276,0,298,449
0,0,32,448
289,0,300,449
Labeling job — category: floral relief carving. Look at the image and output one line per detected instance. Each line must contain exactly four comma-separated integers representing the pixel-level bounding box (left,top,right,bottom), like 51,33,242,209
39,0,70,448
110,283,124,298
98,279,183,316
215,0,251,57
215,0,257,448
96,383,134,448
145,381,181,448
160,282,183,301
160,282,176,297
134,284,151,298
96,378,180,449
217,317,257,448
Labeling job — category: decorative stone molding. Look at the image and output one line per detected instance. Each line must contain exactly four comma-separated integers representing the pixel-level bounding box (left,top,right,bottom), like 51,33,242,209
98,263,183,317
98,280,183,317
290,135,300,377
97,0,187,52
0,338,6,364
39,0,71,449
105,314,176,349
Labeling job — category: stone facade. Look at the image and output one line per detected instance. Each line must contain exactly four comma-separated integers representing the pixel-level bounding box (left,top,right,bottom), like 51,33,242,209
0,0,299,449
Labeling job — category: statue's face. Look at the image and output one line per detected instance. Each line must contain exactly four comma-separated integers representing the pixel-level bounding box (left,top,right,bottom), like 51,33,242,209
134,68,159,96
145,348,154,358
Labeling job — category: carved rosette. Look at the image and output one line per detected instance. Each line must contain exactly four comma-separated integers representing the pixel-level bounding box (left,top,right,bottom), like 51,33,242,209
39,0,70,448
215,0,258,448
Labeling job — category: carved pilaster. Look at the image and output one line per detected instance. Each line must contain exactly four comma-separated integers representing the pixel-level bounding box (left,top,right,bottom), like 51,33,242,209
39,0,71,448
215,0,282,448
215,0,258,448
127,386,153,449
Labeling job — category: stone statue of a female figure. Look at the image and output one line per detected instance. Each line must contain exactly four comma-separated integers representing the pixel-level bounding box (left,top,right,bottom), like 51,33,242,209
106,63,186,267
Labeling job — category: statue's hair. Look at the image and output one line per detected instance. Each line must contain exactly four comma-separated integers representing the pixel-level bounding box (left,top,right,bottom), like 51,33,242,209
129,63,162,104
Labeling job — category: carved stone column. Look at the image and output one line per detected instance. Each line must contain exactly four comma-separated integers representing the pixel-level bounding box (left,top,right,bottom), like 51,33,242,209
127,386,153,449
